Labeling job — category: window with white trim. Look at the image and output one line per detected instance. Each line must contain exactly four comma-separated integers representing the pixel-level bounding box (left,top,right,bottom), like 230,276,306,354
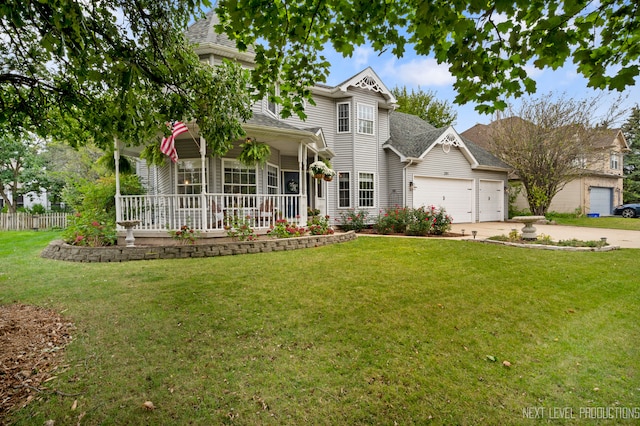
358,172,374,207
223,160,257,194
610,152,619,170
267,164,279,194
337,102,350,133
338,172,350,208
357,104,375,135
176,159,202,208
176,159,202,195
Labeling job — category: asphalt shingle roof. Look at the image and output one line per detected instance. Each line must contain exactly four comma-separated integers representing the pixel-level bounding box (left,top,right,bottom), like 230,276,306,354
185,9,255,54
388,111,509,169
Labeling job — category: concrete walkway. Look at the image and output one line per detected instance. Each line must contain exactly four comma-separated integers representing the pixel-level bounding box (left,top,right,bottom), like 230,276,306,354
449,221,640,249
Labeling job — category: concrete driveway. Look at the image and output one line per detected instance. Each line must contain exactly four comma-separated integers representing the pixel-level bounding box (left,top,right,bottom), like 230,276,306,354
449,221,640,249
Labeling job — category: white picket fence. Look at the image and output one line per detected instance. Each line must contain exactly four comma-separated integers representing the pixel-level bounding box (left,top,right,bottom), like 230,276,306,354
0,213,70,230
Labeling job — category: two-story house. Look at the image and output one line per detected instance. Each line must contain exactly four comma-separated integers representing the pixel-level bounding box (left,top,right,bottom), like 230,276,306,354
462,122,629,216
116,10,509,244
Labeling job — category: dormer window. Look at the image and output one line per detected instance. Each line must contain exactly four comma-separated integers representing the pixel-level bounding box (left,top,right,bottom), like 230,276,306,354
610,152,619,170
357,103,375,135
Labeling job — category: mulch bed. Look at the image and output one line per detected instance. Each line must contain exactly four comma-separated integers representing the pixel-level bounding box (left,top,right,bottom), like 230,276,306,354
0,304,74,419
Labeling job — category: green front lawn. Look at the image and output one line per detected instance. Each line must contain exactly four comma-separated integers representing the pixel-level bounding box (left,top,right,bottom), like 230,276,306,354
1,231,639,425
547,214,640,231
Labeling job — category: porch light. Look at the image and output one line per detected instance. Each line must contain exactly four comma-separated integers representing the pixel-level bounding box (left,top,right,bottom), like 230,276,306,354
409,181,414,191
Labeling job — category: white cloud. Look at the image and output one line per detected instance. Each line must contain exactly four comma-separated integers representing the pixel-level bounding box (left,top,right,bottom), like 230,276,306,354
382,57,455,87
353,46,374,69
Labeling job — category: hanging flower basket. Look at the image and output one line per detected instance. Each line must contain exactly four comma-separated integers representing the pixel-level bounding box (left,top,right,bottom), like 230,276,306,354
309,160,334,180
323,175,333,182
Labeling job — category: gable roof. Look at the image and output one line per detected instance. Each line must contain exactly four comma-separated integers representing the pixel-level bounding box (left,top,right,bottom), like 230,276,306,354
461,118,630,152
384,112,509,171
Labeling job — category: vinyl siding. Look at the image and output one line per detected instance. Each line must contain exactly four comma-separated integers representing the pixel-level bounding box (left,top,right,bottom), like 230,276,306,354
408,146,507,222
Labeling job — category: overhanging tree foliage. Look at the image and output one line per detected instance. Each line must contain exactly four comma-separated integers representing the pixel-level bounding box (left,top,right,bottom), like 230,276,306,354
1,0,252,157
216,0,639,118
487,94,619,216
391,86,457,128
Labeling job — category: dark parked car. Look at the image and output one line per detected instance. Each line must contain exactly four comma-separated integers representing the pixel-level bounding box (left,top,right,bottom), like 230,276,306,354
613,203,640,218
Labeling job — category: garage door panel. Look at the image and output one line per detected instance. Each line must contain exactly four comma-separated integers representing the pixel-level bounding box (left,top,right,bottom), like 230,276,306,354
413,177,473,223
479,180,503,222
590,187,612,216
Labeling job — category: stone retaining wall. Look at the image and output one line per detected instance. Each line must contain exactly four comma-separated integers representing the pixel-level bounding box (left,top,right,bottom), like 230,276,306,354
41,232,357,263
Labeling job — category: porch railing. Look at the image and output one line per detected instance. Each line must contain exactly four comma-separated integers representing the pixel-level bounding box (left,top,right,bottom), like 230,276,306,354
117,193,305,232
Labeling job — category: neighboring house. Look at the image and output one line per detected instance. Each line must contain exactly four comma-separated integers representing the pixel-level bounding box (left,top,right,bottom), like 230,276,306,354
117,11,509,243
1,189,50,211
461,122,629,216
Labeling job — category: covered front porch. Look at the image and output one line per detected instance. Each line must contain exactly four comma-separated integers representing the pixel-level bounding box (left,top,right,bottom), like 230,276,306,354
113,116,332,245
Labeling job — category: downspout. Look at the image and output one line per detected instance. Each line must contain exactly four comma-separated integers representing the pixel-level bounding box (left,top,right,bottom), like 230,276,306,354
403,158,415,207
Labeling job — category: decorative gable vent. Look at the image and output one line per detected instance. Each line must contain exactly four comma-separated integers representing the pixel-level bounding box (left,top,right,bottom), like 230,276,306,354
354,76,385,94
438,133,462,153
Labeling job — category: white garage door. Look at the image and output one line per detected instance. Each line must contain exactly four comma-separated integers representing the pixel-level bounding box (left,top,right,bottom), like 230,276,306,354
590,187,612,216
413,177,473,223
479,180,503,222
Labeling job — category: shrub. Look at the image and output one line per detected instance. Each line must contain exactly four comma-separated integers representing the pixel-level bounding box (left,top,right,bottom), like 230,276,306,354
30,203,46,214
225,216,258,241
406,206,432,236
308,215,334,235
428,205,453,235
267,219,307,238
63,211,116,246
375,206,452,236
61,174,145,246
374,206,411,234
168,223,200,245
338,209,369,232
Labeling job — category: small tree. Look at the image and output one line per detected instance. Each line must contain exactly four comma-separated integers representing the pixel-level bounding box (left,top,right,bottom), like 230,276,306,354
488,94,622,216
391,86,457,128
0,130,48,213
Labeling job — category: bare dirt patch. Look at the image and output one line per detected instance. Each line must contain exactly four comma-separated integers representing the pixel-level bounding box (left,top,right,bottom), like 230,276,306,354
0,304,74,418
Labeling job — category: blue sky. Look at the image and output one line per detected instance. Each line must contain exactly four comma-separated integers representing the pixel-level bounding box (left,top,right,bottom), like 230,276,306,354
321,45,639,132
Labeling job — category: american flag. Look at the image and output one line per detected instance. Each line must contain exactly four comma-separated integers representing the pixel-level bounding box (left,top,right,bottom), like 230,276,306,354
160,121,188,163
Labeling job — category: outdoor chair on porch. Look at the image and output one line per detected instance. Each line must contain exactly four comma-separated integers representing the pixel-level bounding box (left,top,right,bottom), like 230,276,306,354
211,200,224,228
257,200,276,226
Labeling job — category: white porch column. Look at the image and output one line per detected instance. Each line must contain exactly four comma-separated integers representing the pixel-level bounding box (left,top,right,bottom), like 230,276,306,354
298,143,308,226
114,137,121,224
200,136,207,230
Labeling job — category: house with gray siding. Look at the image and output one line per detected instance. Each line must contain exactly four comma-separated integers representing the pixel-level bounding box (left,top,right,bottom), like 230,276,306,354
117,10,509,242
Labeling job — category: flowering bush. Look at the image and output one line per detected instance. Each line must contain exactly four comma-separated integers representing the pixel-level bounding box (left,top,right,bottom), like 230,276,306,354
225,216,257,241
374,206,452,236
308,215,334,235
337,209,369,232
429,205,453,235
64,211,116,246
168,222,200,244
374,206,411,234
268,219,307,238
